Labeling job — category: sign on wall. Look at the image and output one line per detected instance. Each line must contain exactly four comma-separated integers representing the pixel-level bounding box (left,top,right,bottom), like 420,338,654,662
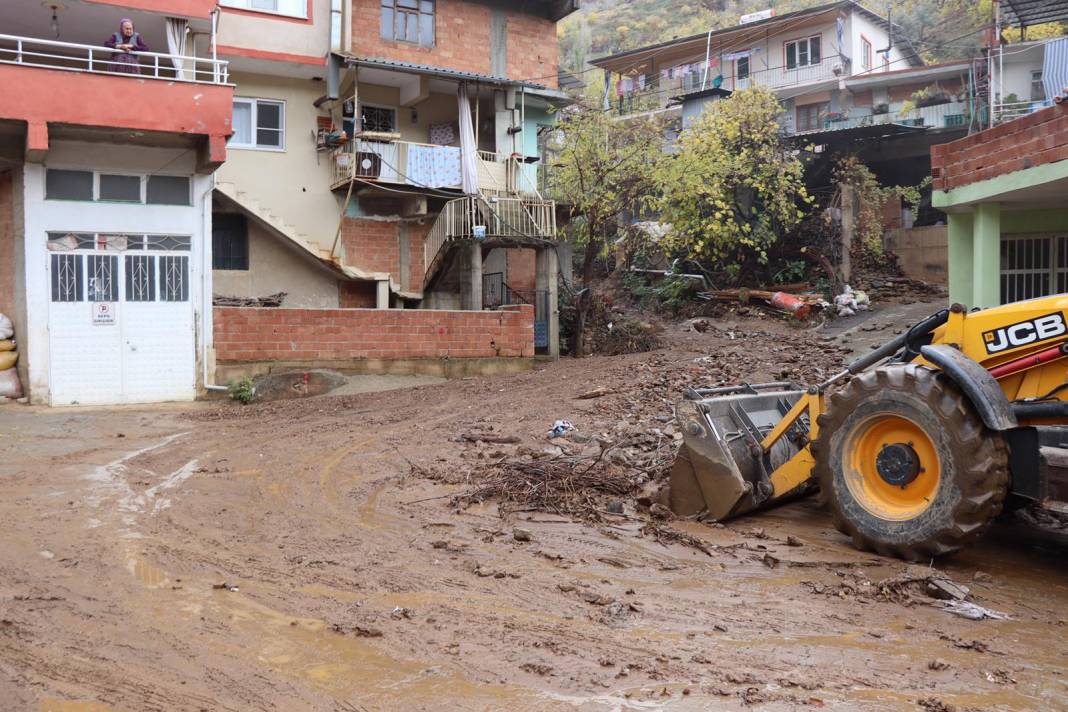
93,302,116,325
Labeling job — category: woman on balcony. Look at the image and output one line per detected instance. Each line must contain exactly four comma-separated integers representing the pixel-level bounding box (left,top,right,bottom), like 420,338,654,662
105,19,148,75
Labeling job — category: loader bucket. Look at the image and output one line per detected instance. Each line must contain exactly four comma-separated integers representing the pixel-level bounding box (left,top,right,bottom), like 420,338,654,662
667,385,807,521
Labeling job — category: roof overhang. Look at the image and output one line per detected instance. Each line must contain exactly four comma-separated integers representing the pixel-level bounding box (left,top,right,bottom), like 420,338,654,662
1002,0,1068,28
843,62,973,90
528,0,580,22
791,121,928,144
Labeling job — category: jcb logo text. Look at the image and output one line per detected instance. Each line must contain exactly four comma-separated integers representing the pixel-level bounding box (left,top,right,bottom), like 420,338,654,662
983,312,1068,354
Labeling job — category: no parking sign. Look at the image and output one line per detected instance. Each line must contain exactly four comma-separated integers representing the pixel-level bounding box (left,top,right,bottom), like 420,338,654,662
93,302,116,325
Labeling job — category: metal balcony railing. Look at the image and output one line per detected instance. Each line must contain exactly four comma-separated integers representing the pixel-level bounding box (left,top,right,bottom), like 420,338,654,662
0,33,229,84
793,101,970,135
422,195,557,289
332,139,544,198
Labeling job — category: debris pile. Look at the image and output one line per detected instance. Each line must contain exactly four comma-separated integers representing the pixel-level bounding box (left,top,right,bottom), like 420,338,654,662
213,292,287,307
442,448,666,523
0,312,22,400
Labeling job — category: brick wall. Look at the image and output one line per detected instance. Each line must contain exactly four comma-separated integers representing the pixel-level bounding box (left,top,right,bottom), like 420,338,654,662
214,304,535,361
341,218,430,292
351,0,559,88
932,104,1068,191
339,281,377,308
0,171,13,321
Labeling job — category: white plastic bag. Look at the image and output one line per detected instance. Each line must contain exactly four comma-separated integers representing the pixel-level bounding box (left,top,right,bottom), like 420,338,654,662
0,313,11,340
0,367,22,399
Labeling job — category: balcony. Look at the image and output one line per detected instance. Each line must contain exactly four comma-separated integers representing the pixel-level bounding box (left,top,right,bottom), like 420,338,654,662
331,139,543,197
795,101,971,136
0,33,228,84
615,56,843,116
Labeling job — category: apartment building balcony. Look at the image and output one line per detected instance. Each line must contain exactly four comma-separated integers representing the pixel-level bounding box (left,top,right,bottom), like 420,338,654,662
0,1,233,167
330,139,543,197
794,101,971,137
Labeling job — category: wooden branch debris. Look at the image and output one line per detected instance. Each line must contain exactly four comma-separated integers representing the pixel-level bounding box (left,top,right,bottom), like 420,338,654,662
460,433,522,444
213,292,287,308
575,388,614,400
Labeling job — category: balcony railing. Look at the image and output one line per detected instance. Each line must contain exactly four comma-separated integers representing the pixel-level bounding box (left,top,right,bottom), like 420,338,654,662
423,195,557,288
994,99,1054,125
0,33,229,84
795,101,970,135
332,139,543,198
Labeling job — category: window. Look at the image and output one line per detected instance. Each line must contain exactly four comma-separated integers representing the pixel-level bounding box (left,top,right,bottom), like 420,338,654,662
737,56,750,81
147,176,191,205
219,0,308,19
381,0,435,47
360,104,397,133
87,255,118,301
99,174,142,203
213,214,249,271
796,102,828,132
125,255,156,302
785,35,821,70
46,170,93,201
45,169,192,204
51,254,83,302
1032,71,1046,102
160,256,190,302
861,37,872,71
230,98,286,150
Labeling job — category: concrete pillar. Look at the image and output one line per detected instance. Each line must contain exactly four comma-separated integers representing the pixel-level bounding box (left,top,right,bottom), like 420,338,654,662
839,183,854,285
459,242,483,311
973,202,1002,309
947,211,975,307
536,247,560,359
375,280,389,309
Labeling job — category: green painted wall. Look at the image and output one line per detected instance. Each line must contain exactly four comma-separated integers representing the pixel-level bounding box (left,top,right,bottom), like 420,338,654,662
1001,208,1068,234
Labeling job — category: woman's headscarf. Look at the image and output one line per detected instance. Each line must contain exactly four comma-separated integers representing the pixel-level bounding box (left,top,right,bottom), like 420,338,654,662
119,18,134,37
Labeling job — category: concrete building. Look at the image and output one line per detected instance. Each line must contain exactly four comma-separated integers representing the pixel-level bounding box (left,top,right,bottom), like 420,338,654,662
932,101,1068,309
211,0,576,368
0,0,233,405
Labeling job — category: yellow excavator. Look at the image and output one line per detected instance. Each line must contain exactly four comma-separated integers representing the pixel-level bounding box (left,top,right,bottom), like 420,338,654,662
666,295,1068,559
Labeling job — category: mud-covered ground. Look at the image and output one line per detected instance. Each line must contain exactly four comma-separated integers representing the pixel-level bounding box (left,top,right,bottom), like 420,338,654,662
3,307,1068,712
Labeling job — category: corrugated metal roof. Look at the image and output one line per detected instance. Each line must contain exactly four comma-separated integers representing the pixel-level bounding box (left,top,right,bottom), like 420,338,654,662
339,54,550,90
1002,0,1068,28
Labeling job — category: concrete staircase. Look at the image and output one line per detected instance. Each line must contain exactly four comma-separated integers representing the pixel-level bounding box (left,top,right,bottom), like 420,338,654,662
215,181,336,263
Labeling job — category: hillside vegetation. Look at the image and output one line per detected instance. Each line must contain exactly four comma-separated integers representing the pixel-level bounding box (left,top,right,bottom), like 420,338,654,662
559,0,1060,76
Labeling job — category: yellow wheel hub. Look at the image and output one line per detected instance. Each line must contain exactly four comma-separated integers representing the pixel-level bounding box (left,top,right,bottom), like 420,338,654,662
842,414,941,521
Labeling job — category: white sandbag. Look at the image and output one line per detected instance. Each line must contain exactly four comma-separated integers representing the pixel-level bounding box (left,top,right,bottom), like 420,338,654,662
0,313,11,340
0,367,21,399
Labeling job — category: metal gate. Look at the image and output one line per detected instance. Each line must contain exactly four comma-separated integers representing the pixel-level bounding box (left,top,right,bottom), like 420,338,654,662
482,271,549,349
47,231,195,405
1000,234,1068,303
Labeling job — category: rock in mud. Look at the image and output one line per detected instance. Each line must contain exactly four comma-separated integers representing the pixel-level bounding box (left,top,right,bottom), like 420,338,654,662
513,527,533,543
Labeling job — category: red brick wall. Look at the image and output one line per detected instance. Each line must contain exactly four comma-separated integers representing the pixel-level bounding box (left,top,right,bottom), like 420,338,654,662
507,248,536,292
351,0,559,88
342,218,400,277
214,304,535,361
932,104,1068,191
341,218,431,292
0,171,13,321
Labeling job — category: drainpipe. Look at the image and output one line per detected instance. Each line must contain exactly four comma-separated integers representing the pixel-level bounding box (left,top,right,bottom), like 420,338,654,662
200,173,229,393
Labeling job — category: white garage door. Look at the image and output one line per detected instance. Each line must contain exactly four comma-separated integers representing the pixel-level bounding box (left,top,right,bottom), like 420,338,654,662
47,233,195,405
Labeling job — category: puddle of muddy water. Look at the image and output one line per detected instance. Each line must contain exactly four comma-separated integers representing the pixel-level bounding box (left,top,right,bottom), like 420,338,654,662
40,700,112,712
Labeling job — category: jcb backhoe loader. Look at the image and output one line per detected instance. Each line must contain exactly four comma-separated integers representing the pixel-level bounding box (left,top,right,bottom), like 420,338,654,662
666,295,1068,559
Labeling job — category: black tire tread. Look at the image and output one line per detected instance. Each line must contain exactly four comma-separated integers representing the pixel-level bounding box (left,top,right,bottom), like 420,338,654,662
811,364,1009,560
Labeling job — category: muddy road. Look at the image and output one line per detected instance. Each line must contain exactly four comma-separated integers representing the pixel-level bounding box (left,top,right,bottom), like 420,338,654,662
2,315,1068,711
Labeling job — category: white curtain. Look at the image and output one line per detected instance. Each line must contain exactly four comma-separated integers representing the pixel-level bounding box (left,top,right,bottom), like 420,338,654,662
458,83,480,195
165,17,189,80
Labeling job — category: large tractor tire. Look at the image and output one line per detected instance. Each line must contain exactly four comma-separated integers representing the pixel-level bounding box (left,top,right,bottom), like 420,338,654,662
813,364,1009,560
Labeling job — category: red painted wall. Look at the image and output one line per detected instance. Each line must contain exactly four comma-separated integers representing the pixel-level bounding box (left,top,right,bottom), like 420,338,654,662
351,0,559,88
0,65,233,161
507,248,536,292
932,104,1068,191
0,171,13,322
214,304,535,361
84,0,217,19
